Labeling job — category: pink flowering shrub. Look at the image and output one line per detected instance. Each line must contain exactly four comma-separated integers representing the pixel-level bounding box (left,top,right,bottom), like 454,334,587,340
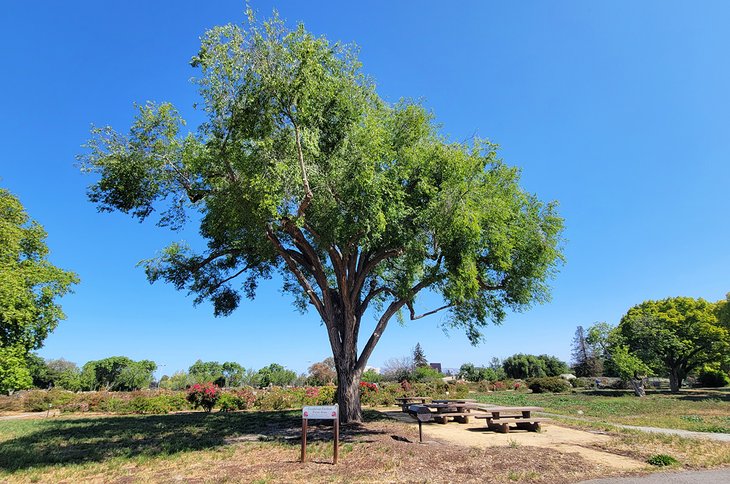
186,382,220,412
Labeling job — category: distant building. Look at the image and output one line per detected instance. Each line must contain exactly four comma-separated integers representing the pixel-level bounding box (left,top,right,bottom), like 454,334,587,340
429,362,442,373
365,366,381,374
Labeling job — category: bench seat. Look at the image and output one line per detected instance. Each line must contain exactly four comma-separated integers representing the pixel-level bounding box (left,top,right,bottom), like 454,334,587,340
474,416,550,433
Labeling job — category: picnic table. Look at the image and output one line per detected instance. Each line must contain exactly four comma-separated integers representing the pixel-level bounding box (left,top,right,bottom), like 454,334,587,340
425,402,490,424
395,396,430,412
473,406,548,433
431,398,476,404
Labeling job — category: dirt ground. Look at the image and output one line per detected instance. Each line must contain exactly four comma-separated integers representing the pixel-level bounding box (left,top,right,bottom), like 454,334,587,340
385,410,648,471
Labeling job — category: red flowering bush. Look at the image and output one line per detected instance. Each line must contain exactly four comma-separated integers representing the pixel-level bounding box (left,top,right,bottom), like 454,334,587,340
360,381,378,392
186,382,220,412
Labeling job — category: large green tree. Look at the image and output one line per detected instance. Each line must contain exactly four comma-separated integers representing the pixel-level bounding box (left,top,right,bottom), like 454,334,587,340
80,12,564,422
0,187,78,394
80,356,157,391
616,297,730,393
0,188,79,352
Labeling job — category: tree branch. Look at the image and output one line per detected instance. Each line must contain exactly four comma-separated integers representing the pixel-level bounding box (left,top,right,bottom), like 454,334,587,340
265,225,325,316
355,278,436,374
292,121,313,217
406,302,453,320
350,248,404,304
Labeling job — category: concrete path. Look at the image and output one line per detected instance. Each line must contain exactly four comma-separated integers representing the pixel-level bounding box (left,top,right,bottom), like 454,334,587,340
540,412,730,442
580,468,730,483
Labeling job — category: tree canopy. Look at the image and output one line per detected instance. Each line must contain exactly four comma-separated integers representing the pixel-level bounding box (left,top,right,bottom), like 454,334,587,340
615,296,730,392
80,11,564,422
80,356,157,391
0,187,79,352
502,353,569,379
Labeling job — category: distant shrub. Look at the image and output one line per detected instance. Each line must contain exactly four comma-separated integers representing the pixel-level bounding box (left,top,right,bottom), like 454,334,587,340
447,382,470,398
411,366,443,382
22,389,74,412
216,392,239,412
359,381,379,406
647,454,679,466
0,393,23,412
573,377,594,389
314,385,336,405
697,369,730,388
527,377,571,394
127,394,183,414
186,382,220,412
361,369,382,383
256,386,295,410
234,387,257,409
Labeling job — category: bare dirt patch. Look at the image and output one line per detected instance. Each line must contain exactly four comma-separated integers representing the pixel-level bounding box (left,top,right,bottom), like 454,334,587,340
385,410,648,471
1,412,632,483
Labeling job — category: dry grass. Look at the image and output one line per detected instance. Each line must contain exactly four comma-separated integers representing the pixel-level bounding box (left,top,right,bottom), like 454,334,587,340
476,390,730,433
550,417,730,469
0,411,624,483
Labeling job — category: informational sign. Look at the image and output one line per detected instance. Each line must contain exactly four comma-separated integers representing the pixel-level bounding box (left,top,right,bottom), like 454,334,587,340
301,404,339,464
302,405,338,420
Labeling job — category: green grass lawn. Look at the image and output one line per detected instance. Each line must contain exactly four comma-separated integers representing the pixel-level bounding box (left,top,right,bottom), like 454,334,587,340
475,389,730,433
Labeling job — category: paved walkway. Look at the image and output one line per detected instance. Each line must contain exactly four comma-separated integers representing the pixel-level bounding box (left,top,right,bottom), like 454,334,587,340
580,468,730,483
540,412,730,442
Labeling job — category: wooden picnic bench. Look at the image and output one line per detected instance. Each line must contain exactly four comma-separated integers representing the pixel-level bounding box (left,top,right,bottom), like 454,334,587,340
431,398,476,404
425,402,493,424
395,397,430,412
473,405,548,433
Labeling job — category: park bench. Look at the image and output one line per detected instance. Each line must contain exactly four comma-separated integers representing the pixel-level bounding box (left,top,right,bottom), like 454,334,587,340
473,405,548,433
395,396,430,412
407,404,433,442
425,402,492,424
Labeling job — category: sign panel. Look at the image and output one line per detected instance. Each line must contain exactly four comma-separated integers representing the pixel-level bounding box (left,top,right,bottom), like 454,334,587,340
302,405,338,419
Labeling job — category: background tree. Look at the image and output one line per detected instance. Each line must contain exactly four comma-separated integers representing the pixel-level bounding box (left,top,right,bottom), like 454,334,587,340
610,344,652,397
615,297,729,393
188,360,225,386
80,356,156,391
361,368,382,383
222,361,245,387
47,359,82,391
80,12,564,422
538,354,570,376
114,360,157,391
307,357,336,385
159,371,193,391
571,326,601,376
717,293,730,328
0,187,78,394
586,322,618,376
0,346,32,395
458,363,499,382
25,356,81,391
382,356,415,382
256,363,297,387
412,343,428,368
502,353,568,379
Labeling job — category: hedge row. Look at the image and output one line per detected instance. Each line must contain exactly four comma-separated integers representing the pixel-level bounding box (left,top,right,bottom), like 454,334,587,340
1,379,556,415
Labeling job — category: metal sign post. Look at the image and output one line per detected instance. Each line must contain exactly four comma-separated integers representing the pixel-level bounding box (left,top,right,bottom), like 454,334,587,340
301,404,339,464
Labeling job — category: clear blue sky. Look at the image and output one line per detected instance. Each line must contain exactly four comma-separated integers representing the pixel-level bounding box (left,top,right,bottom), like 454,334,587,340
2,1,728,376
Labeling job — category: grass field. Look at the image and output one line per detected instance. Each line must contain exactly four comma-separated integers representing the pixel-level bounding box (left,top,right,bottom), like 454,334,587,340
475,389,730,433
0,410,606,483
1,391,729,482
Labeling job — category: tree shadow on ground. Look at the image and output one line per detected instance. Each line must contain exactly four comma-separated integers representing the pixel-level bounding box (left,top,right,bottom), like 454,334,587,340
676,392,730,402
0,409,388,472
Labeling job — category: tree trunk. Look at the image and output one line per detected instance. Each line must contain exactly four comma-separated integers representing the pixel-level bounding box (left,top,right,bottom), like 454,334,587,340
630,377,646,397
335,362,362,423
669,368,681,393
